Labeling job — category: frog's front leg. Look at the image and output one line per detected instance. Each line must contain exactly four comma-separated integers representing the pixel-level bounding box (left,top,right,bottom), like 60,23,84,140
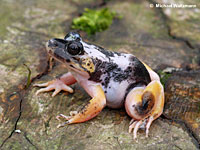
57,83,106,128
125,80,164,139
34,72,76,97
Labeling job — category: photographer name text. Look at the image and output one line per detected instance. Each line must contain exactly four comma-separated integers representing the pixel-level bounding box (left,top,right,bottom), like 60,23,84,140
150,3,197,8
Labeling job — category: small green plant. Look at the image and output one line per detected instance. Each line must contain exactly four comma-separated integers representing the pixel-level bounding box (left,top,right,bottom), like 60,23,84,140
158,70,172,86
24,64,32,89
72,8,116,35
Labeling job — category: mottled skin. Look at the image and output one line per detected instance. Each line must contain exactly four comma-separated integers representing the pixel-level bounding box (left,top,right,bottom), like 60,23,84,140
83,42,152,108
34,32,164,139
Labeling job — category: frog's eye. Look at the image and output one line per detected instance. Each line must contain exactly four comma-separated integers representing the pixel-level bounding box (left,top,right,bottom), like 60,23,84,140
67,41,83,55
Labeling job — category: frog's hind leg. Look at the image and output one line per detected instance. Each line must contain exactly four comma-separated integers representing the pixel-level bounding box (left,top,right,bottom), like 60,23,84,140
34,72,76,97
56,83,106,128
125,80,164,139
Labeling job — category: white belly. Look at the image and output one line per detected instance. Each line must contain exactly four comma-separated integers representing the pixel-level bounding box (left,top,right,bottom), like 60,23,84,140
103,80,129,108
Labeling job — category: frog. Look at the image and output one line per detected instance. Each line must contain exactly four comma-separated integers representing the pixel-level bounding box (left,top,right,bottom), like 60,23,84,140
34,32,164,139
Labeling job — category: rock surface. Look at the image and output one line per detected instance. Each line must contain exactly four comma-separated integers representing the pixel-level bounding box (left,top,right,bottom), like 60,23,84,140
0,0,199,149
164,70,200,146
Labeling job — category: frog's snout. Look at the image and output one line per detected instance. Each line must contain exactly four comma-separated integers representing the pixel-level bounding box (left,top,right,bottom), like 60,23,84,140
46,38,68,48
46,38,67,54
46,39,58,52
49,39,58,47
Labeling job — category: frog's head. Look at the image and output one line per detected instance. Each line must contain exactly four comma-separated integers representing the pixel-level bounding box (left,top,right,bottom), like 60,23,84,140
46,32,95,76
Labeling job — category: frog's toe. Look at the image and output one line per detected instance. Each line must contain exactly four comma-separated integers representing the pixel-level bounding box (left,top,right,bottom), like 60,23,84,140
34,82,49,87
56,114,72,121
129,120,146,139
35,86,54,95
129,120,137,133
145,116,154,137
34,79,73,96
52,89,61,97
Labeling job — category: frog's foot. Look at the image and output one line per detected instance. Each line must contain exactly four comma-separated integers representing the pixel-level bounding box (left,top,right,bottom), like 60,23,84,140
56,84,106,128
56,111,78,124
56,114,72,121
128,116,156,139
129,119,143,139
34,79,73,97
34,72,76,97
125,80,164,139
56,111,78,128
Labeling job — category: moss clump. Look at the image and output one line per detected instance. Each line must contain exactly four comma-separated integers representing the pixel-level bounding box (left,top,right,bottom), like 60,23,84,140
158,71,172,86
72,8,116,35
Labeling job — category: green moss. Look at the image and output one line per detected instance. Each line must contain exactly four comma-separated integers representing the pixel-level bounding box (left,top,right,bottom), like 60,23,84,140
72,8,116,35
158,71,172,86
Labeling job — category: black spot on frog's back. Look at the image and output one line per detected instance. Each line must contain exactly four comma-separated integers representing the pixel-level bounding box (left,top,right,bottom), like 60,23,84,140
130,56,151,84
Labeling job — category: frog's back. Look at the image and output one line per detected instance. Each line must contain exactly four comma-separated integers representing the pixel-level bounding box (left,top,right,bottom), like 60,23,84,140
83,42,151,108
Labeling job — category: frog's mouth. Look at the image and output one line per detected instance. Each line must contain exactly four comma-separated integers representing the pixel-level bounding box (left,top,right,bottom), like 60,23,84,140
46,38,90,76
